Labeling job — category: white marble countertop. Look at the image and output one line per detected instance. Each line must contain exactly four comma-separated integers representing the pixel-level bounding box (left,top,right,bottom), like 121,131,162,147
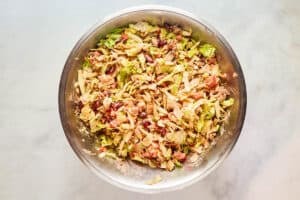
1,0,300,199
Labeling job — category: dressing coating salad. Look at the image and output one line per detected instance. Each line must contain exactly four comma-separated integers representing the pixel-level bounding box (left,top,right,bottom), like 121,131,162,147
74,22,234,171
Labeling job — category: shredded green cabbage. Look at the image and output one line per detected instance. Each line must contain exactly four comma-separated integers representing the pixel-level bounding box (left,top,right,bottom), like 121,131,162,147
222,98,234,108
199,44,216,58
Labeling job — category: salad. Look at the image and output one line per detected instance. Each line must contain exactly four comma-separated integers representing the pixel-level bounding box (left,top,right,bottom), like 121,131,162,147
74,22,234,171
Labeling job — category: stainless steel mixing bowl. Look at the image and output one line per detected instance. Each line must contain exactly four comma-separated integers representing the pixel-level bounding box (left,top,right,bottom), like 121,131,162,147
58,5,246,193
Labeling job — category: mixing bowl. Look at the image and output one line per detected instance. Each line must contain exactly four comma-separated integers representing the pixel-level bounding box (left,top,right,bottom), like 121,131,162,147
58,5,246,193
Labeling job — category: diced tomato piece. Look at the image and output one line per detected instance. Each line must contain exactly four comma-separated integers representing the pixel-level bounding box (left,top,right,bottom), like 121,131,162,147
121,33,128,41
176,35,182,41
173,152,186,161
93,51,101,57
149,149,158,158
205,75,218,89
143,152,151,158
190,92,203,100
98,146,107,152
151,142,159,149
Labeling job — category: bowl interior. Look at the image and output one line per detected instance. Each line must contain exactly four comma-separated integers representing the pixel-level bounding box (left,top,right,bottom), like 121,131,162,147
59,8,246,193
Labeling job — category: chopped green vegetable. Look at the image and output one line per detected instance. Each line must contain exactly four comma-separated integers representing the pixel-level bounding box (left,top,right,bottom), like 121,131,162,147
199,44,216,58
170,73,183,95
166,131,186,145
99,135,113,146
125,26,137,34
213,124,220,132
160,28,167,39
90,120,106,133
105,152,117,159
120,148,128,157
101,32,122,49
148,160,157,168
149,46,160,56
132,155,146,164
82,58,91,69
157,65,174,74
166,32,175,39
113,135,122,145
186,136,195,145
110,27,124,34
182,145,190,154
195,116,204,133
166,148,172,160
222,98,234,108
203,104,216,119
176,38,188,50
187,48,198,58
117,62,137,87
174,160,183,168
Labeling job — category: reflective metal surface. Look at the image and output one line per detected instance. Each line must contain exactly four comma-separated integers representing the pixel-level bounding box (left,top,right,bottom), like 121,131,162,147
58,5,247,193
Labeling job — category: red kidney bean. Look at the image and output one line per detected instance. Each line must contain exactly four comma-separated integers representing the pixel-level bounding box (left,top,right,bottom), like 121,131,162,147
138,111,147,119
77,101,84,110
111,101,124,111
105,65,116,75
159,127,167,136
158,39,167,47
142,120,151,130
144,54,153,63
164,22,172,31
91,100,101,112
